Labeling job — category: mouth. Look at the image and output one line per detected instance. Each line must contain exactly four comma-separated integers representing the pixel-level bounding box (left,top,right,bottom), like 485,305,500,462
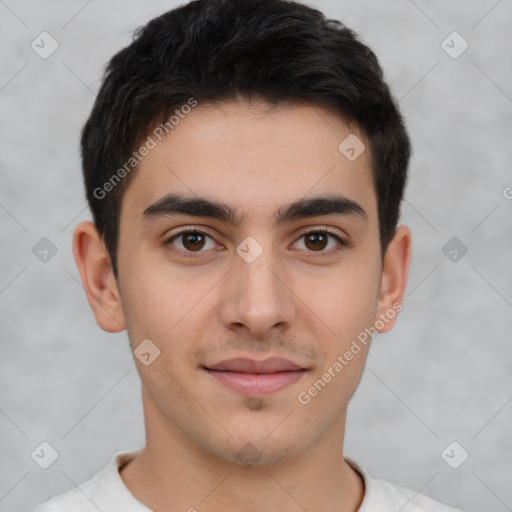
202,357,308,396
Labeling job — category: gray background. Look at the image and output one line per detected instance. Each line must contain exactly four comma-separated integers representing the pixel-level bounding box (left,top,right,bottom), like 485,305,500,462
1,1,511,511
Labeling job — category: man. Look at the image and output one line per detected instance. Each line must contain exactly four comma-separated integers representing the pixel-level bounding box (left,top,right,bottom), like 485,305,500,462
30,0,462,510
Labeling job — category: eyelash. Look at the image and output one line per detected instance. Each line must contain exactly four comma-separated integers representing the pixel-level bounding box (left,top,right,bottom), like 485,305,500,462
163,227,347,259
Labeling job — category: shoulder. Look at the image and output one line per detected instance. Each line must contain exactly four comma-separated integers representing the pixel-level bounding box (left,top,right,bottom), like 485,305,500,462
346,458,464,512
27,449,145,512
27,480,97,512
368,476,463,511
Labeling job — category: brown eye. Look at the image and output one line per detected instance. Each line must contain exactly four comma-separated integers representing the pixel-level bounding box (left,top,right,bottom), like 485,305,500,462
295,230,346,254
164,229,217,257
181,232,206,251
304,232,329,251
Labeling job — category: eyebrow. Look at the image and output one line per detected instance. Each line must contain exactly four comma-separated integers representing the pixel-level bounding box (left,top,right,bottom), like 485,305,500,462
141,192,367,227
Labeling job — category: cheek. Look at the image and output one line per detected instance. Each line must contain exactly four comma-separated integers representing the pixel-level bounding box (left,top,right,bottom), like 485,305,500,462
120,266,212,370
302,264,380,340
118,271,174,344
295,329,371,416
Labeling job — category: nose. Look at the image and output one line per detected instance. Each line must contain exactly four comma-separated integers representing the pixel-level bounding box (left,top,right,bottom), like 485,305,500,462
218,243,296,341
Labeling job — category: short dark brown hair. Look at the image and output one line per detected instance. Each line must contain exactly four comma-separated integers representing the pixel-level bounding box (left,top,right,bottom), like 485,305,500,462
80,0,411,277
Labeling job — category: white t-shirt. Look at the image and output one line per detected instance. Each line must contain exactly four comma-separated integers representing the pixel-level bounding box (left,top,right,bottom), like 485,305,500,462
28,449,463,512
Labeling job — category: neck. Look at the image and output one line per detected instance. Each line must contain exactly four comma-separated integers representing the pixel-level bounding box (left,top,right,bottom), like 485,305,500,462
120,386,365,512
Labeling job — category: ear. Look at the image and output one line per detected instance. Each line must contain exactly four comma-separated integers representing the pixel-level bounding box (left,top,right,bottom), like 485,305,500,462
375,224,412,333
72,220,126,332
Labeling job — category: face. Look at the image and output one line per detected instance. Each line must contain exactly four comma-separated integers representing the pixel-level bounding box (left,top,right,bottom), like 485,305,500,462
81,99,409,467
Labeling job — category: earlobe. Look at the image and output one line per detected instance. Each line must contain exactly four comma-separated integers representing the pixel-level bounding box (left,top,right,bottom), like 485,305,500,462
72,220,126,333
375,225,412,333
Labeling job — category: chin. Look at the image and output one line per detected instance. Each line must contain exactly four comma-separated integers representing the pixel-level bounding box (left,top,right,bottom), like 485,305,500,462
203,431,304,468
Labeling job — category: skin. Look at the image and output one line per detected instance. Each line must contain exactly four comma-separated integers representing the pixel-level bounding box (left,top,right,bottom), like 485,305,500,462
73,99,411,512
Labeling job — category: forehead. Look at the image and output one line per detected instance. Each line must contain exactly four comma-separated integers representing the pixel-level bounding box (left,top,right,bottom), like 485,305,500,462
120,99,377,229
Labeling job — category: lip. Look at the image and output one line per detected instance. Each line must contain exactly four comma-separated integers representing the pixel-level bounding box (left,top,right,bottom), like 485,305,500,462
205,357,305,373
203,357,307,396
